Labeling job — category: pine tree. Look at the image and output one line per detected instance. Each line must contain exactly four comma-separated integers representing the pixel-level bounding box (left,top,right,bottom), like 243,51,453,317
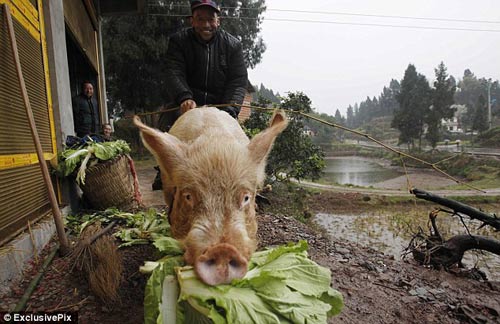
392,64,431,150
473,95,488,133
346,105,354,128
334,109,345,125
425,62,456,148
455,69,482,131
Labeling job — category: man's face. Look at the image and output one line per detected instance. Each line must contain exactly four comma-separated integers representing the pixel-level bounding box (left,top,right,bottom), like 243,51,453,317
83,83,94,98
103,125,112,136
192,7,220,42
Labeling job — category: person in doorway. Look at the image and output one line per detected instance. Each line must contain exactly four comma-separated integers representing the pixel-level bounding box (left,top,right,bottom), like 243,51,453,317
158,0,248,131
72,81,99,138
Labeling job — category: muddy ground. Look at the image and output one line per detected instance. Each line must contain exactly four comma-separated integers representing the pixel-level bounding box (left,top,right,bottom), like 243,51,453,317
0,164,499,323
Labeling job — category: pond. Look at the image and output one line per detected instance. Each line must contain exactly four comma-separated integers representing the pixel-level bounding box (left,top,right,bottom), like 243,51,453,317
314,210,500,281
321,156,402,186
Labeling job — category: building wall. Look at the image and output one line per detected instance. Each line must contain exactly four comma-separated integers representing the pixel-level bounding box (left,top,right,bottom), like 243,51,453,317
43,0,73,150
238,92,253,122
0,0,107,246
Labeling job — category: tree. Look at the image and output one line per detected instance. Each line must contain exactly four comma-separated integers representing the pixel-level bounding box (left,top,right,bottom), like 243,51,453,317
491,81,500,117
346,105,354,128
254,84,280,103
103,14,174,115
473,95,488,133
102,0,267,115
379,79,400,116
347,79,400,129
392,64,431,150
219,0,266,69
305,112,338,146
334,109,345,125
455,69,482,131
426,62,456,148
244,92,325,182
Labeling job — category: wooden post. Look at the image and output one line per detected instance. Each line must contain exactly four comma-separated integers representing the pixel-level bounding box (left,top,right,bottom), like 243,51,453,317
4,4,70,255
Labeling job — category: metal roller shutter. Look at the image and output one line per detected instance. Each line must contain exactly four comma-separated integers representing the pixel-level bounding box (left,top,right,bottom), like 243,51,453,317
0,0,56,245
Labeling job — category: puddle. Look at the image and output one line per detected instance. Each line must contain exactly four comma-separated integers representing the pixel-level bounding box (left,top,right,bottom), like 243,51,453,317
314,211,500,281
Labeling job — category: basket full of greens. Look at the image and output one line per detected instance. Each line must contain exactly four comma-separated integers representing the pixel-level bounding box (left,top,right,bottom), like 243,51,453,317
53,139,141,210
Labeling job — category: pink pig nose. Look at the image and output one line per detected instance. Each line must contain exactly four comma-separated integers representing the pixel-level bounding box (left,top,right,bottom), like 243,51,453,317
194,243,248,286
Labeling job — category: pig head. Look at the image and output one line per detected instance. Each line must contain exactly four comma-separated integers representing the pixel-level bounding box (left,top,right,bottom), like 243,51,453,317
134,107,288,285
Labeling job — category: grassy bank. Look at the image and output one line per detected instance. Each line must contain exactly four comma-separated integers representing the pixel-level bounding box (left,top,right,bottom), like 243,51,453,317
263,181,500,224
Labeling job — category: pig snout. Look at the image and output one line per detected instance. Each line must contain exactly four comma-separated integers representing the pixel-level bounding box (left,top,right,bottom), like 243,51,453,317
194,243,249,286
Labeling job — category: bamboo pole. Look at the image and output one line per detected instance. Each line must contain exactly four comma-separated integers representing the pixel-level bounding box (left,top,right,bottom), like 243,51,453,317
4,4,70,255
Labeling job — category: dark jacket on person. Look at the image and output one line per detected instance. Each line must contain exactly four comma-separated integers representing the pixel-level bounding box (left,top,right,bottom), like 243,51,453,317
165,27,248,118
72,94,99,138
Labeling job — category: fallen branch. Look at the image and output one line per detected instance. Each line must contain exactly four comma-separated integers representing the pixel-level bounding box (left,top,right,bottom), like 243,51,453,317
412,234,500,268
404,190,500,278
411,188,500,231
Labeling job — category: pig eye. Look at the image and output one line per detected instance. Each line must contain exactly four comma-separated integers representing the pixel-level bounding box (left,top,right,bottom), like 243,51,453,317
240,192,252,208
182,192,194,206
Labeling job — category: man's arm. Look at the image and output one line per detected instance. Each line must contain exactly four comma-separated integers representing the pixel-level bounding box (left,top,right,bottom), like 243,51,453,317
165,35,194,106
223,40,248,116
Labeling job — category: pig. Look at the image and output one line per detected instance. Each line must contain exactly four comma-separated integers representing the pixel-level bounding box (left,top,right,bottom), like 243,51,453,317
134,107,288,285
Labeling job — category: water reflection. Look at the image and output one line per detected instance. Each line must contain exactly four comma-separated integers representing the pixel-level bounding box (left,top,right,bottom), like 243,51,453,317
322,157,402,186
314,211,500,281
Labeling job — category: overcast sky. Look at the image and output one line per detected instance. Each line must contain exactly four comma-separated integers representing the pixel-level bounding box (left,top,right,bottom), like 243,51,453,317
246,0,500,116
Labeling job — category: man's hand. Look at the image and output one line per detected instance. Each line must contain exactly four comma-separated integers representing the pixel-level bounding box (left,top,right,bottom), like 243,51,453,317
180,99,196,114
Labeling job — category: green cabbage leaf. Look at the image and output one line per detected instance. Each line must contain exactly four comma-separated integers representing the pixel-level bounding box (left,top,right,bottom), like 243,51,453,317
144,240,343,324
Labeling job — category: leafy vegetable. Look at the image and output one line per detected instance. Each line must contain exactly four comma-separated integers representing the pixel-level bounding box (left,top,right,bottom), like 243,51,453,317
143,241,343,324
143,256,184,324
53,139,131,184
113,208,171,247
65,208,171,248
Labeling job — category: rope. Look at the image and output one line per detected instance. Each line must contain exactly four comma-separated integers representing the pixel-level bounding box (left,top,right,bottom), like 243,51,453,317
129,103,484,193
126,154,143,206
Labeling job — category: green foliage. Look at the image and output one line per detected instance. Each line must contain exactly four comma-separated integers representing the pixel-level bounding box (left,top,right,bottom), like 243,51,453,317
334,109,345,125
113,117,144,156
392,64,431,150
473,95,489,133
425,62,457,148
346,79,400,128
305,112,339,146
53,140,131,184
253,83,280,103
244,92,325,183
476,126,500,148
220,0,267,69
360,116,399,142
454,70,499,132
102,13,174,114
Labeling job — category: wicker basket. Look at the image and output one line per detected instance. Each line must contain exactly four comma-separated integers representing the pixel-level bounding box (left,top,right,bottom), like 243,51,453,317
80,154,137,210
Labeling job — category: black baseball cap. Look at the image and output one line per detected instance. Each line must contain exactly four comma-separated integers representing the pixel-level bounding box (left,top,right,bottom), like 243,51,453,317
190,0,220,13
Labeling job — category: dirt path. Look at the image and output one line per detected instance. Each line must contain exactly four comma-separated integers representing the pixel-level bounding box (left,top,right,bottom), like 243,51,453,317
296,178,500,197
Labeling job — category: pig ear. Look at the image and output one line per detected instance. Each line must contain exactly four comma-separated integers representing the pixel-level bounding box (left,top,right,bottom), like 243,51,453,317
248,109,288,165
133,116,186,170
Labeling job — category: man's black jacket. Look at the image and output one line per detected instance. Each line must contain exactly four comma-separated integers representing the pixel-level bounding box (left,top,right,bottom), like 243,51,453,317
165,28,248,118
72,94,99,138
